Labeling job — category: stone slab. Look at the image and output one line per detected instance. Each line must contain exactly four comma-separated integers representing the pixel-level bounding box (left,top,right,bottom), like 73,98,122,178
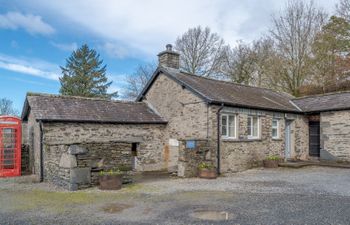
70,168,91,184
68,145,88,155
59,153,77,168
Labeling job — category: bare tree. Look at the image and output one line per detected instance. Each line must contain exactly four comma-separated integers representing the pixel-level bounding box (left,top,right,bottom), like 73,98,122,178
175,26,227,78
269,0,327,96
124,63,156,100
222,41,255,85
337,0,350,20
0,98,18,116
250,38,277,88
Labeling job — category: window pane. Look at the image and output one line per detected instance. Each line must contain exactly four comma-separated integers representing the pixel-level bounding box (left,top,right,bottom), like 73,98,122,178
272,120,278,127
222,125,227,136
272,119,278,138
272,128,277,138
228,115,235,137
247,117,252,135
252,117,258,137
221,115,227,136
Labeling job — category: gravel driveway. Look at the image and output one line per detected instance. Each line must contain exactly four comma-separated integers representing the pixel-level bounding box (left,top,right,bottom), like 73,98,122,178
1,167,350,225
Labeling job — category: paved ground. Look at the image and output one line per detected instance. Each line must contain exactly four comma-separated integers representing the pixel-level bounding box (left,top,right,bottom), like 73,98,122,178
1,167,350,225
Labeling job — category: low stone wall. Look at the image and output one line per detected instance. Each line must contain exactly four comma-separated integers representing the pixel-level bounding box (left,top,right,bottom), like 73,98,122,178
21,144,31,175
177,140,215,177
44,142,133,190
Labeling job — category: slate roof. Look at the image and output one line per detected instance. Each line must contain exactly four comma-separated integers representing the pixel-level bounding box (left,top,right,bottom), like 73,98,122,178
22,93,167,124
138,67,300,113
292,91,350,113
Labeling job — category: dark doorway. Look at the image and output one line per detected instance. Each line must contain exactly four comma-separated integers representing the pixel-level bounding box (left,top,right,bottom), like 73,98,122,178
309,121,320,157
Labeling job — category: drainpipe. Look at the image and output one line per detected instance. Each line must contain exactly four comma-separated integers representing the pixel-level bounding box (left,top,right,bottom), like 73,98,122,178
39,121,44,182
216,104,224,175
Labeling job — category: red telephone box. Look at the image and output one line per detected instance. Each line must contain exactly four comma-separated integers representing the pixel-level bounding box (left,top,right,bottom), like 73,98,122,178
0,116,21,177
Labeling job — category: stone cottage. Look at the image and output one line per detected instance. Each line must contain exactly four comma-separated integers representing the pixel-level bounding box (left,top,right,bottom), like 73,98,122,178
21,44,350,190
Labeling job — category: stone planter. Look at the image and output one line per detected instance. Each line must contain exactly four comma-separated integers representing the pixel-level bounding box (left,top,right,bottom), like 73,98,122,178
198,168,217,179
263,159,279,168
99,174,123,190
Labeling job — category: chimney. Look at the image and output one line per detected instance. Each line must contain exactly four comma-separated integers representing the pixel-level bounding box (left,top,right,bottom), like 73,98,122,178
157,44,180,69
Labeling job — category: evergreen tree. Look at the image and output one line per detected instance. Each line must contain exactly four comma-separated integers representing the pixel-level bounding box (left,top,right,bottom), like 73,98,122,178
59,44,117,99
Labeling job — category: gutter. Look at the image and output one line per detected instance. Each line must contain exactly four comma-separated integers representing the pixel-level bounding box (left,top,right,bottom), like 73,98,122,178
216,104,225,175
39,121,44,182
35,119,168,124
210,100,302,114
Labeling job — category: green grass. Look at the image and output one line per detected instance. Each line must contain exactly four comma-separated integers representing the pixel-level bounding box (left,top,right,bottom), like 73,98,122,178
4,189,133,213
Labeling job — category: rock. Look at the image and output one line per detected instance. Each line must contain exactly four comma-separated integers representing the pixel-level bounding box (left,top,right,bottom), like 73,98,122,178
70,168,91,185
59,153,77,168
68,145,88,155
177,163,185,177
69,183,78,191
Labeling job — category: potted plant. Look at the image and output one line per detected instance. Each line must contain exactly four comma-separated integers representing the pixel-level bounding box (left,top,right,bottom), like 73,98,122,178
263,155,280,168
99,168,124,190
198,162,217,179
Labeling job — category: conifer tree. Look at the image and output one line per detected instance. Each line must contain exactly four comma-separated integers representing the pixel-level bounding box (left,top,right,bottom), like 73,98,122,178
59,44,117,99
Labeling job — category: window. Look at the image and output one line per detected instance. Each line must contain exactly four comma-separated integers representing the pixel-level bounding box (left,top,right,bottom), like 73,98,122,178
221,114,237,138
247,116,259,139
272,119,279,139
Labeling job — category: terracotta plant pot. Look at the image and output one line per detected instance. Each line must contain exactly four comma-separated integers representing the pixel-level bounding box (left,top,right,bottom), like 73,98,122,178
198,168,217,179
263,159,279,168
99,174,123,190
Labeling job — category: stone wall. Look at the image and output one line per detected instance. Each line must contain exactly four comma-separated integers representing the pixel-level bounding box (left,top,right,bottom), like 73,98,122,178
27,112,41,178
144,73,211,171
218,109,285,172
44,142,133,190
320,110,350,161
207,106,308,173
145,73,210,140
292,115,309,160
177,140,215,177
36,122,166,190
42,122,166,171
21,144,30,174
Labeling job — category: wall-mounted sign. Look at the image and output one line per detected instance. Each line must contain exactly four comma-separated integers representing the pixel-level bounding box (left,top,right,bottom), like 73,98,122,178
185,140,196,149
169,139,179,147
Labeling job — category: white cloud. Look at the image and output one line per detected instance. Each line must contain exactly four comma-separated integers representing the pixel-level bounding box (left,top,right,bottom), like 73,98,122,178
11,0,338,58
0,11,54,35
50,41,78,52
0,54,59,80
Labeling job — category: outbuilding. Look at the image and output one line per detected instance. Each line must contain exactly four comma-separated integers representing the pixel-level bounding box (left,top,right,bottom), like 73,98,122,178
21,94,167,190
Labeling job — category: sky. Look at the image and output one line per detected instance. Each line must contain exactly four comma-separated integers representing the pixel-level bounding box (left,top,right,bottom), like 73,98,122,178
0,0,338,113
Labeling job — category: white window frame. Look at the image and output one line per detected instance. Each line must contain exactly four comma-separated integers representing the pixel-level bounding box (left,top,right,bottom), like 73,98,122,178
221,114,237,139
272,118,280,139
247,115,260,139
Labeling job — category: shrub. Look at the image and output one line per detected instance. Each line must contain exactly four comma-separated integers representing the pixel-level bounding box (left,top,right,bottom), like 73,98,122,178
99,168,124,176
198,162,215,170
265,155,281,161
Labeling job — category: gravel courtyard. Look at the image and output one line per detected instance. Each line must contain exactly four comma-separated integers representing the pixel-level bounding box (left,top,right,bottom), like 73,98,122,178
1,167,350,225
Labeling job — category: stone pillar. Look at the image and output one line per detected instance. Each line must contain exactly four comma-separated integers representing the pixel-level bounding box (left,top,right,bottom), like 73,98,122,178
59,145,91,191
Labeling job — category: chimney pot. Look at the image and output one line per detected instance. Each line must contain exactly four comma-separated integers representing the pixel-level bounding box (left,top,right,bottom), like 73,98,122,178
166,44,172,51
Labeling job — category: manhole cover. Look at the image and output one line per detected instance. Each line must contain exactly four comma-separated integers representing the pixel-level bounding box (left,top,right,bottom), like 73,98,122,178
190,210,234,221
101,203,132,214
